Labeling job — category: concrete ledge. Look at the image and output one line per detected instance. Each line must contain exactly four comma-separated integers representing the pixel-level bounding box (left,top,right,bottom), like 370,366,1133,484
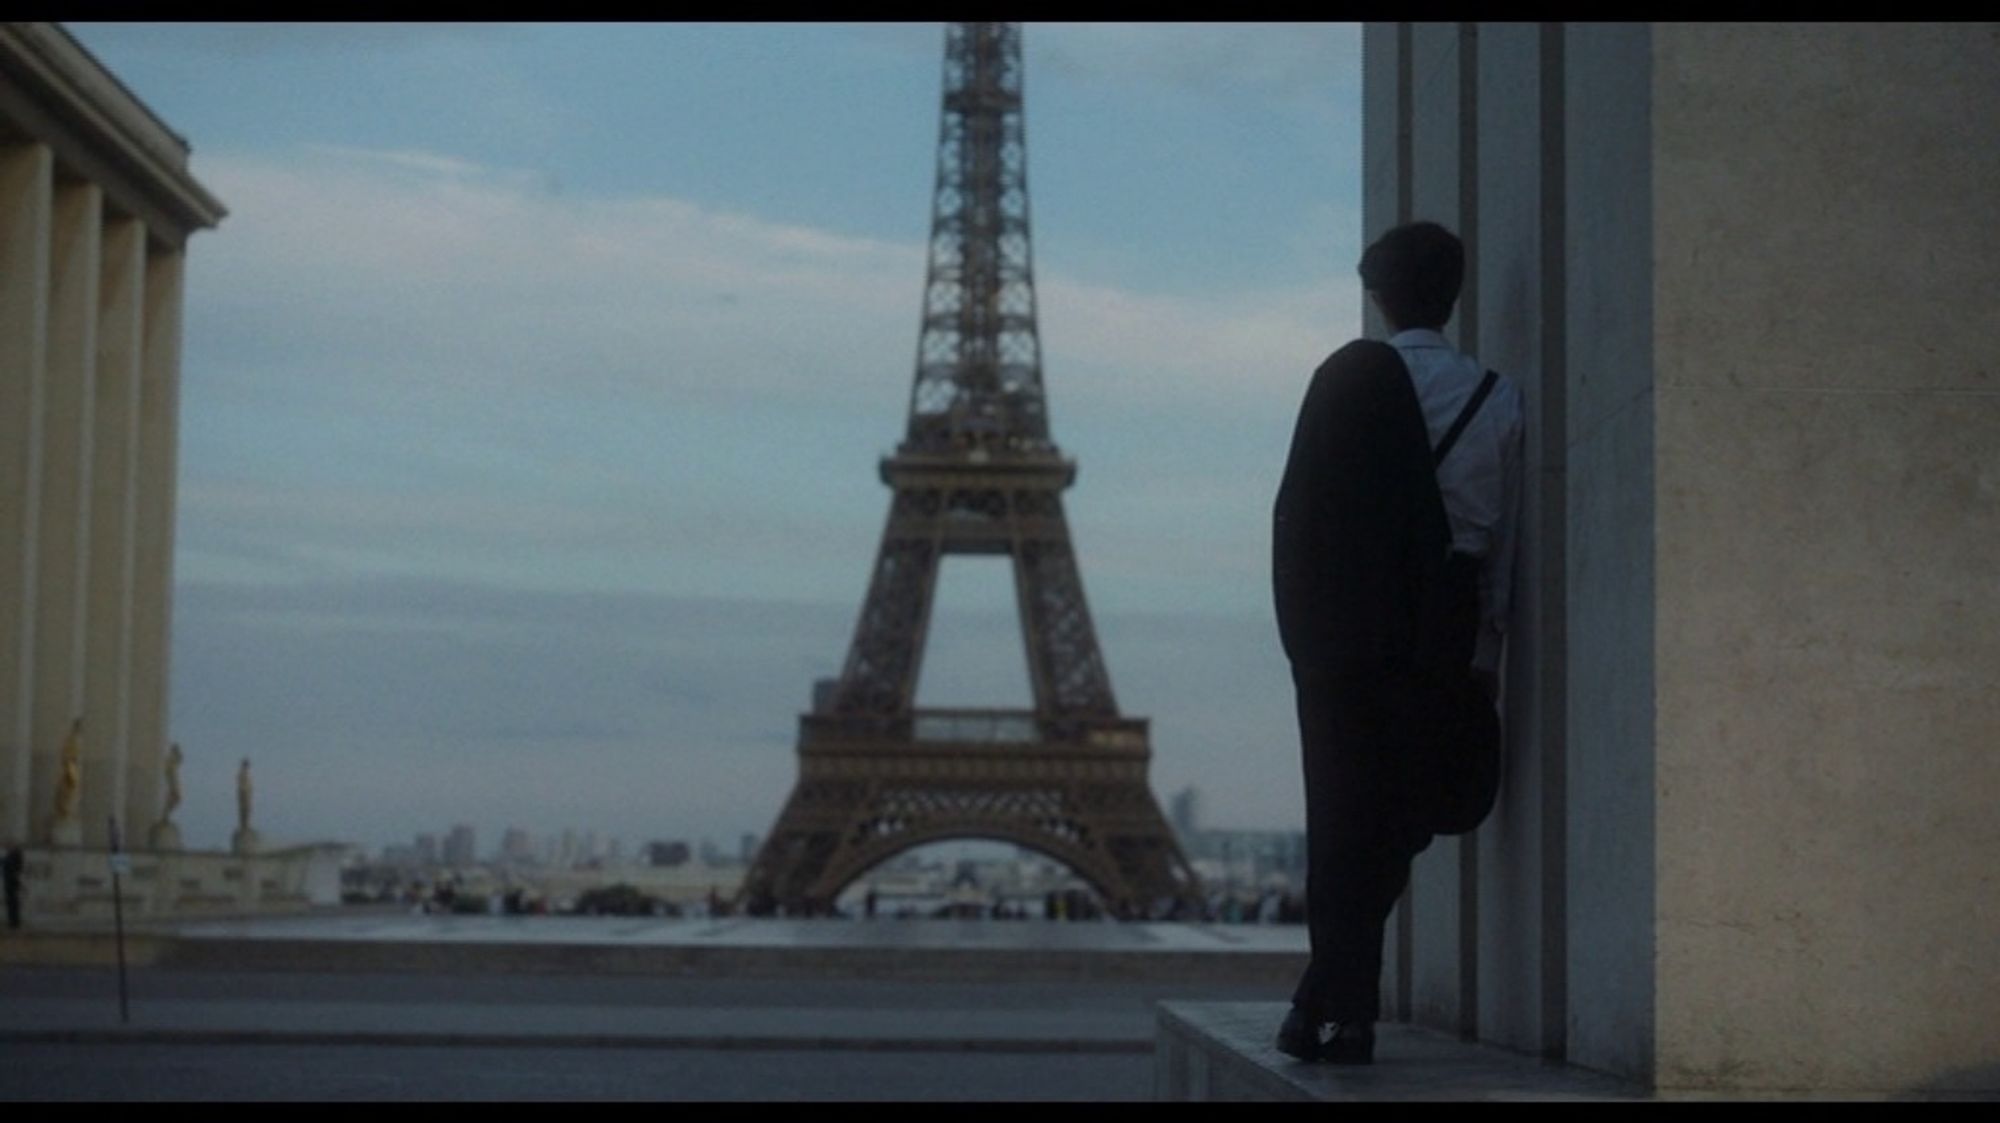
1154,1002,1645,1101
11,844,338,920
151,937,1302,985
0,916,1309,985
0,932,170,968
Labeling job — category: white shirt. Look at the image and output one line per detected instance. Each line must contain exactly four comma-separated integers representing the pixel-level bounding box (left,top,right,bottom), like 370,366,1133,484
1389,328,1525,675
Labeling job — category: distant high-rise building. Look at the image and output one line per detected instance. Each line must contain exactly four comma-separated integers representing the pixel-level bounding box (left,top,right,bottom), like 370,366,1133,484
559,828,577,868
1170,786,1201,840
443,823,476,868
500,827,534,865
1181,827,1307,889
414,833,439,866
646,839,691,867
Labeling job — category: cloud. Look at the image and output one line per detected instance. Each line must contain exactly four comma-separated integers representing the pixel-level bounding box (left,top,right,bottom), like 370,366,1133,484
1029,23,1362,99
824,22,1363,100
67,21,513,57
193,143,1357,418
1041,273,1357,413
176,144,1354,609
193,145,923,407
301,144,506,181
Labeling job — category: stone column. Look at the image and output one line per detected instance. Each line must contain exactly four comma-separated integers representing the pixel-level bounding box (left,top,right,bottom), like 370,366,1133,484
1470,20,1565,1061
1560,23,1657,1083
81,214,145,849
0,142,51,845
1402,19,1472,1036
1359,18,1406,1019
127,245,183,846
31,177,100,845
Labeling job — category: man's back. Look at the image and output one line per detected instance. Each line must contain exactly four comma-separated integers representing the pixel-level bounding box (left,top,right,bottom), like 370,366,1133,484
1389,328,1524,676
1274,219,1510,1061
1271,339,1445,675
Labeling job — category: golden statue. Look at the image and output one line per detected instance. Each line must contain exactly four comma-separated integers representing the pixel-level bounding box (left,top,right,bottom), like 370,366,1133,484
236,757,253,832
162,742,183,821
52,717,82,822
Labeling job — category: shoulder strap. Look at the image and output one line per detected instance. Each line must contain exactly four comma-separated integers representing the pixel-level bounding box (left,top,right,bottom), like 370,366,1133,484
1433,369,1500,467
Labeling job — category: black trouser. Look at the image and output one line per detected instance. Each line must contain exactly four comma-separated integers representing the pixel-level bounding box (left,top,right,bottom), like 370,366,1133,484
1287,665,1426,1024
1288,553,1480,1024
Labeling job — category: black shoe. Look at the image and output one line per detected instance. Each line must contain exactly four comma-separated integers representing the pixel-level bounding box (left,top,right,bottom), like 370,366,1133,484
1274,1007,1325,1061
1322,1021,1376,1065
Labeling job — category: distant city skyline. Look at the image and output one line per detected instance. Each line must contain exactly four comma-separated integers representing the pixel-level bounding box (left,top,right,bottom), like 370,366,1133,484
373,826,1074,876
64,22,1364,855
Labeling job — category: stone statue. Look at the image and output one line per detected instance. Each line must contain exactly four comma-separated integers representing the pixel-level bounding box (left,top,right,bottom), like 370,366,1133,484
52,718,82,822
149,741,186,852
162,742,183,821
236,757,252,832
231,757,259,855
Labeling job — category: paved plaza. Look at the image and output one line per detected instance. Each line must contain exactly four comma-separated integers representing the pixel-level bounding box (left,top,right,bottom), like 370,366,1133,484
0,1041,1159,1101
0,914,1298,1100
0,912,1790,1101
0,965,1250,1051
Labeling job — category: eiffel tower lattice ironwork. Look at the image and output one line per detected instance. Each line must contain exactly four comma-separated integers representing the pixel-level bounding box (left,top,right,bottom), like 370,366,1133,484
740,22,1202,919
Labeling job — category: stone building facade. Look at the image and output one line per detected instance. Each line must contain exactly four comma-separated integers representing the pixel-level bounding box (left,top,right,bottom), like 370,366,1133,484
1365,23,1998,1095
1,23,223,853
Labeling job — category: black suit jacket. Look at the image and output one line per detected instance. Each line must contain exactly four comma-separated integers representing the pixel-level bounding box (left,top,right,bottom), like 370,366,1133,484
1272,339,1452,675
1276,341,1501,834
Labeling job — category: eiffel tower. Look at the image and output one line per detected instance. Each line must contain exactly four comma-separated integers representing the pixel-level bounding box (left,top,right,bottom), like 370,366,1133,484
740,22,1202,919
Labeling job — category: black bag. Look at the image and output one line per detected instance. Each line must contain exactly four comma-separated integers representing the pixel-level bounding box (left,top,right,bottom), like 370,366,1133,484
1408,663,1502,836
1406,369,1504,837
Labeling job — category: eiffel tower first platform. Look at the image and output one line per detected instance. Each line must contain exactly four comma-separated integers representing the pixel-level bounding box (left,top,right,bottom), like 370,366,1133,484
740,23,1202,920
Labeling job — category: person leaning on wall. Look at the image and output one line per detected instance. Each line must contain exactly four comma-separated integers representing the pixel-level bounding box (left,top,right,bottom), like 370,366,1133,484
1271,220,1523,1064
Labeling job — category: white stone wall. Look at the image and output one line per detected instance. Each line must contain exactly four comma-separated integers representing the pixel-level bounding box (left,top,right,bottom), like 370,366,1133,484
1648,22,2000,1095
15,843,335,919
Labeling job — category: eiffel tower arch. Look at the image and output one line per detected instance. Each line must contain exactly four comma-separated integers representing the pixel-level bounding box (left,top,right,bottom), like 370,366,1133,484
741,22,1201,919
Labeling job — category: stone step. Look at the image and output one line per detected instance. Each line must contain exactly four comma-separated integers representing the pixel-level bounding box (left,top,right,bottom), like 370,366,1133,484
1155,1002,1646,1101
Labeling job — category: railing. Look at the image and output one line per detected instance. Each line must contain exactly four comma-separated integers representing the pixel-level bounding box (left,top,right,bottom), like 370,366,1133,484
799,708,1149,751
912,709,1039,743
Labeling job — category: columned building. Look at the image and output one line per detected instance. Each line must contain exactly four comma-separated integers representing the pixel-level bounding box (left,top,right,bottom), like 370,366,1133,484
1,23,224,852
1366,23,1998,1095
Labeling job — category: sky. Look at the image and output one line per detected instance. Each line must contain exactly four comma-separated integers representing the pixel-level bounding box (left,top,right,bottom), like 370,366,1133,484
66,22,1366,858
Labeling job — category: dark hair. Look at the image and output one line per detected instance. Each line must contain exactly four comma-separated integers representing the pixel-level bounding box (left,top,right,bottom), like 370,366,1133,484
1357,221,1463,331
